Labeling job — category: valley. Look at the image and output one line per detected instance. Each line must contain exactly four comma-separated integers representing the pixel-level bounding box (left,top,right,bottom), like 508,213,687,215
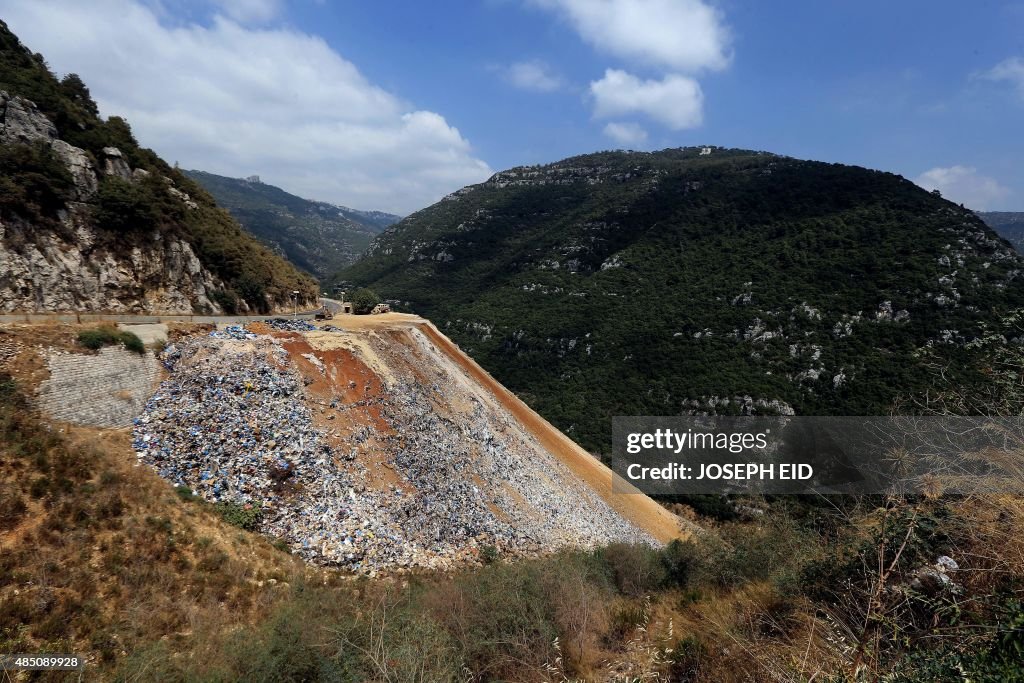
186,171,400,280
979,211,1024,253
1,8,1023,681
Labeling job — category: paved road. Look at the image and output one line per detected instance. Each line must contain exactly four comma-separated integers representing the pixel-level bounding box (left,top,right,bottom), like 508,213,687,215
0,303,331,325
320,297,347,314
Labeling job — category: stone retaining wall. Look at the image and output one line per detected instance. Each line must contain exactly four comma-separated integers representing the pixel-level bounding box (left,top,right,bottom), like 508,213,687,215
36,347,161,428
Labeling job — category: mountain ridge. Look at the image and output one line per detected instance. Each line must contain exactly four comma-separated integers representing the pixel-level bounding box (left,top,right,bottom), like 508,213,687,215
186,170,400,280
339,147,1024,453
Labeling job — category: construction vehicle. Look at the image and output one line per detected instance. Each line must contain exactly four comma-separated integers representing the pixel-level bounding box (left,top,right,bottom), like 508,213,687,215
314,305,334,320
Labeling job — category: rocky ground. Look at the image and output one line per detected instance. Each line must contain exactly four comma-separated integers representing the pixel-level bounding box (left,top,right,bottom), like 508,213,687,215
132,319,660,573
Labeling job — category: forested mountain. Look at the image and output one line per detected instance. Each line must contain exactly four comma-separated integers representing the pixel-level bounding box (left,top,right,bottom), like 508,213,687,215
338,147,1024,453
978,211,1024,253
0,21,317,313
186,170,400,280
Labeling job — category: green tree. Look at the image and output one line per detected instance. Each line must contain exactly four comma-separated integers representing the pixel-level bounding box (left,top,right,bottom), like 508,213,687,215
236,274,269,313
59,73,98,117
94,177,159,232
0,141,74,224
351,288,380,314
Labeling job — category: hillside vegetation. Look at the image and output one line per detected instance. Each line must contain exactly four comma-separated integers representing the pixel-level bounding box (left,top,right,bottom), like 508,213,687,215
0,21,317,313
338,148,1024,453
186,170,399,281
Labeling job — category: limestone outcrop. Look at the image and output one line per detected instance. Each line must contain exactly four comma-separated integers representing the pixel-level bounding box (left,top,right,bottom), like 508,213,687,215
0,91,226,313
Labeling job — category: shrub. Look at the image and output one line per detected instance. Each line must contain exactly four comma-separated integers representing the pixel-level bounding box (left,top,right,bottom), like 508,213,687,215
660,539,699,588
94,177,161,233
210,288,240,315
0,486,27,531
424,561,559,679
29,477,50,499
196,549,229,573
215,501,262,531
669,636,707,681
173,484,197,502
0,141,74,227
76,326,145,354
890,599,1024,682
599,543,667,596
224,606,346,682
120,332,145,354
235,275,269,314
607,602,647,640
655,494,738,521
479,544,499,564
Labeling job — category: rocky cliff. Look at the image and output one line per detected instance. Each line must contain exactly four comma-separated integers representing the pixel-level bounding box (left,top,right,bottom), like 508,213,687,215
0,92,224,313
0,22,318,313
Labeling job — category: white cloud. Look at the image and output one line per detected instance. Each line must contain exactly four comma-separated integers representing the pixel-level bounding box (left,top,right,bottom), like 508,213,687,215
210,0,283,24
501,60,564,92
914,166,1011,211
978,56,1024,100
528,0,727,132
602,121,647,146
530,0,730,72
590,69,702,129
2,0,492,214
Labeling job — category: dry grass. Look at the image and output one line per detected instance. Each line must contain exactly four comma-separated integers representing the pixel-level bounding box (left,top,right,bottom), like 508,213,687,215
2,389,1020,682
0,375,314,673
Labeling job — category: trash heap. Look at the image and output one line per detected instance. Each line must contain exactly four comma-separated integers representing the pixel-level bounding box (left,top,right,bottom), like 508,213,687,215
266,318,316,332
208,325,258,341
134,338,324,503
134,336,390,570
132,326,655,573
374,340,652,550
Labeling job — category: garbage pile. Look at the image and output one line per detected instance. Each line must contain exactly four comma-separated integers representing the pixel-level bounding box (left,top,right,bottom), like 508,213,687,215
133,336,383,570
132,325,655,573
209,325,257,341
374,340,652,550
134,338,321,503
267,318,316,332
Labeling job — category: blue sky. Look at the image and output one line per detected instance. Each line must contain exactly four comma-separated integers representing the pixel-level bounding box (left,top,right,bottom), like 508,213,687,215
3,0,1023,214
